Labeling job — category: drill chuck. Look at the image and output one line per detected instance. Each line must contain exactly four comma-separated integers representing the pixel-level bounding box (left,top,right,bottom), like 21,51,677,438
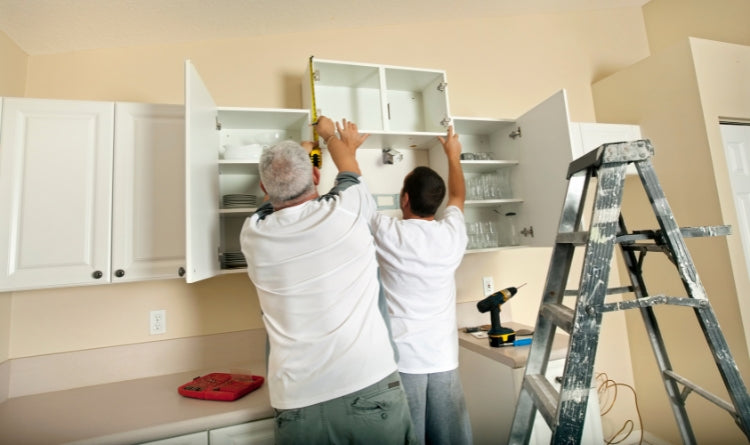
477,286,519,313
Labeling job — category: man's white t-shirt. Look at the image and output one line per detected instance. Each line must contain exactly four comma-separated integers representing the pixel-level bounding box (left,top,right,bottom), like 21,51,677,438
372,206,468,374
240,173,397,409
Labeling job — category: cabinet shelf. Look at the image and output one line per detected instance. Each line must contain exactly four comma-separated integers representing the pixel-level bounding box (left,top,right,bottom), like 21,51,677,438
219,208,257,214
461,160,518,173
219,160,259,175
465,198,523,208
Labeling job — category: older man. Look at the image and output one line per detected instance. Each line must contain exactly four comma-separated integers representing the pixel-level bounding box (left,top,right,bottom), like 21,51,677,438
240,116,416,444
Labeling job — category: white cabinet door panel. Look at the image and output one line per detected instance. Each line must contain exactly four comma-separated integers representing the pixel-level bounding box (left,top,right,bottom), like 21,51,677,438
113,102,186,282
185,60,221,283
515,90,574,247
0,97,114,290
209,418,275,445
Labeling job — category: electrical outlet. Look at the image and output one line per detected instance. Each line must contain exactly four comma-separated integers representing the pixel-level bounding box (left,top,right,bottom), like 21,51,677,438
150,309,166,335
482,276,494,297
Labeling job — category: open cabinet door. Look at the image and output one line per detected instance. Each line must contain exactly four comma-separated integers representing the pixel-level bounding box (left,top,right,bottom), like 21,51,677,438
515,90,574,247
185,60,221,283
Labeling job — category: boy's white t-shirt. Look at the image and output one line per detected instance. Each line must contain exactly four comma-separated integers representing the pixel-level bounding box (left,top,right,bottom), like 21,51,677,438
240,173,397,409
372,206,468,374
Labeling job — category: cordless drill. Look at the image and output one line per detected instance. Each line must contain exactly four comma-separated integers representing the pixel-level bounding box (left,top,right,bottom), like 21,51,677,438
476,283,526,347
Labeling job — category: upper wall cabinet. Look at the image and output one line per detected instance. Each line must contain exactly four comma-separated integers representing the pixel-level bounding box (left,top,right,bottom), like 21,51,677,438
0,98,185,291
184,60,311,284
302,57,450,150
431,91,576,250
0,98,114,291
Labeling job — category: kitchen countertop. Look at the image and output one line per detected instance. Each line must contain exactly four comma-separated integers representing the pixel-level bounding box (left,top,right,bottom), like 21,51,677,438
458,322,570,368
0,361,272,445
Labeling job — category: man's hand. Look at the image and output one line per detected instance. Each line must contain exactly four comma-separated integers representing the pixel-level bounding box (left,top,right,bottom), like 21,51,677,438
324,117,369,175
300,140,316,154
314,116,336,144
336,119,369,151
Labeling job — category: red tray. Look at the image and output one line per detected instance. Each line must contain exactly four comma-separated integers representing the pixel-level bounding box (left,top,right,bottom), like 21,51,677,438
178,372,264,401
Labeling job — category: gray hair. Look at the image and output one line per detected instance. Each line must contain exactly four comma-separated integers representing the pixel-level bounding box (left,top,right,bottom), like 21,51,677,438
259,140,315,207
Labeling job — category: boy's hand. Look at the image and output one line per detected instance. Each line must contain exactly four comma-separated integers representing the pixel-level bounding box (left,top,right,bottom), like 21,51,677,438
438,125,461,160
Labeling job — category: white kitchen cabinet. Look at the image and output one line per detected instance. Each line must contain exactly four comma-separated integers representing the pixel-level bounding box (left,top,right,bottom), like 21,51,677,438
434,108,643,252
302,57,450,150
0,97,114,291
459,346,603,445
434,91,575,249
209,418,275,445
0,98,186,291
184,60,311,283
139,431,208,445
113,102,186,282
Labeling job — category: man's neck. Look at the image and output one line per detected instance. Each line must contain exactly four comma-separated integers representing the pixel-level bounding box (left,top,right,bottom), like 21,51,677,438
273,191,319,211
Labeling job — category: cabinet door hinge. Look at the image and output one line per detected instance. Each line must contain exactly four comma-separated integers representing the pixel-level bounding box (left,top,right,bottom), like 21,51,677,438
509,126,522,139
441,117,452,128
216,116,222,131
313,69,320,82
437,81,448,92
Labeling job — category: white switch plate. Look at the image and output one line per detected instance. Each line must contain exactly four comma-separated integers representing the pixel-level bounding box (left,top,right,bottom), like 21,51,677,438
482,276,494,297
150,309,166,335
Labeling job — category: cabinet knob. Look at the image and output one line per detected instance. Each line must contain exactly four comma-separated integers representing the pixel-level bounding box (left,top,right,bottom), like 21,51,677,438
178,267,186,277
115,269,125,278
92,270,103,279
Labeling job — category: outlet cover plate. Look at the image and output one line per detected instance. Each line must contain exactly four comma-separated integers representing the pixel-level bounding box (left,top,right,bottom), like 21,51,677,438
483,277,494,297
150,309,166,335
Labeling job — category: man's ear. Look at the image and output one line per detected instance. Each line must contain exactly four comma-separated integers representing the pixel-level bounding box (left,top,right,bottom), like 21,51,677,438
312,166,321,186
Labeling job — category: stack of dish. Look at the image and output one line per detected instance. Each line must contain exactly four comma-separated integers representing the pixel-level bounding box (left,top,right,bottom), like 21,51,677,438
223,194,257,208
222,251,247,269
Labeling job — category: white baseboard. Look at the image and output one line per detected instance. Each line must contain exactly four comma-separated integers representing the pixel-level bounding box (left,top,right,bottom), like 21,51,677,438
7,329,267,398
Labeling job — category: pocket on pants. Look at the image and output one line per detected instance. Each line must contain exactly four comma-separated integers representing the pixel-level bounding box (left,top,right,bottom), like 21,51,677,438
350,384,403,418
274,408,303,430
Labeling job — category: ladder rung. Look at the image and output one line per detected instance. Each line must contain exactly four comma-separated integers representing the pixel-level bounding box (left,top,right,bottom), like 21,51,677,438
564,286,634,297
601,294,707,312
664,370,737,415
524,374,559,428
617,225,731,244
555,231,589,245
541,303,574,333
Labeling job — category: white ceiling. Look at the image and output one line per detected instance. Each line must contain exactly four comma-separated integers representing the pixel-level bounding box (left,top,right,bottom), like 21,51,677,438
0,0,649,56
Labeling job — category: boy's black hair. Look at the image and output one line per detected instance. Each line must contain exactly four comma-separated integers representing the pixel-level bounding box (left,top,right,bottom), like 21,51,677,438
402,166,446,217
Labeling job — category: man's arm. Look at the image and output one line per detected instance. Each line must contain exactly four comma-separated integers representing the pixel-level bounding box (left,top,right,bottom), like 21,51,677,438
439,125,465,211
315,116,369,175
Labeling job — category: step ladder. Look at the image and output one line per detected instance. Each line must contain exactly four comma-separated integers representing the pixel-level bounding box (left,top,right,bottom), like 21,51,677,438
508,139,750,445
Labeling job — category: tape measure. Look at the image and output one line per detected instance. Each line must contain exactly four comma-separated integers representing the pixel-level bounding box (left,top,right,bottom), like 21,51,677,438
308,56,322,168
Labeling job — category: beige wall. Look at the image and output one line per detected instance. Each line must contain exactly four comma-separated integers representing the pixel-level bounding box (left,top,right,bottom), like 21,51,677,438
0,31,27,97
592,38,750,444
643,0,750,54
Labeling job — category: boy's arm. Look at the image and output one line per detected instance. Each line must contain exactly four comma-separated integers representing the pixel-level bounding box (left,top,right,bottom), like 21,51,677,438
439,125,465,211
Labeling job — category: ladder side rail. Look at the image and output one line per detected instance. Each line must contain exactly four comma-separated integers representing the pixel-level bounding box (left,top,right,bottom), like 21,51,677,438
636,158,750,440
617,212,698,444
552,161,628,444
508,170,592,445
